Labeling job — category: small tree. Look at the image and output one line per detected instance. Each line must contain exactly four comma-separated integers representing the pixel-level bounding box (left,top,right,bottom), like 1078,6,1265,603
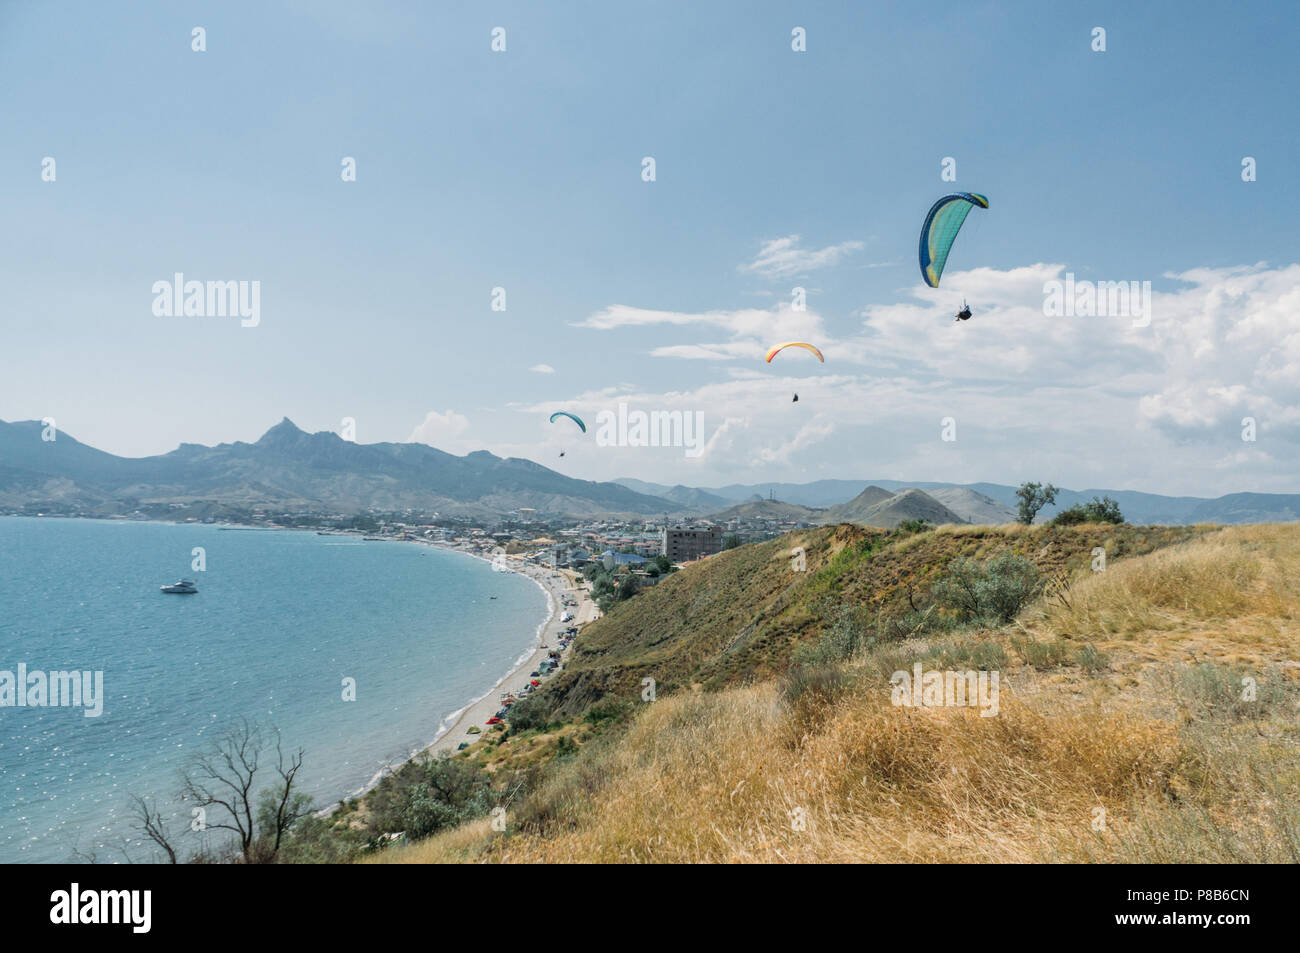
129,795,179,864
616,575,642,601
722,534,742,550
179,718,310,863
255,736,312,856
1015,481,1058,525
1051,495,1124,525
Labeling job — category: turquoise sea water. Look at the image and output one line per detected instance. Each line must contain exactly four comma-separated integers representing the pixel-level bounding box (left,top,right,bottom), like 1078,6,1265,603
0,517,547,863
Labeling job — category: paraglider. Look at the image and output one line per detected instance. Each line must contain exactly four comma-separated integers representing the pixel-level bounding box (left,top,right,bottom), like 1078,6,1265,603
548,411,586,433
955,299,972,322
549,411,584,458
764,342,825,363
918,192,988,288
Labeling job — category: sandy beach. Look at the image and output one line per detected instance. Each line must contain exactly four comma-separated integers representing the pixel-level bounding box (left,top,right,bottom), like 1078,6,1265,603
418,547,599,758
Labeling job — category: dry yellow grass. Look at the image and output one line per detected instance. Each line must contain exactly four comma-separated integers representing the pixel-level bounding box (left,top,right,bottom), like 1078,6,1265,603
932,522,1034,536
380,686,1193,864
359,816,498,864
374,524,1300,864
1036,525,1300,644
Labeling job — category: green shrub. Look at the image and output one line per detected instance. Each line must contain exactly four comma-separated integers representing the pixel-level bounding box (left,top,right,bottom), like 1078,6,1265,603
505,694,561,732
792,606,871,665
366,754,492,840
780,664,852,705
1169,663,1297,722
1011,635,1070,669
878,605,957,642
1053,495,1125,526
273,814,368,864
583,699,630,726
511,740,614,834
931,553,1043,624
925,637,1008,670
857,640,925,684
1074,644,1111,673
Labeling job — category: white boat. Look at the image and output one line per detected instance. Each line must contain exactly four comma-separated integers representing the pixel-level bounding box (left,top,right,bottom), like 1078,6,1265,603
160,579,198,594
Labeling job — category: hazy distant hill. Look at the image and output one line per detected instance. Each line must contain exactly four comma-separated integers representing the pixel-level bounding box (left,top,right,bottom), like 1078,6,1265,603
0,418,676,518
614,478,731,511
816,485,894,522
708,499,825,522
619,477,1300,526
1184,493,1300,524
685,479,873,508
819,487,968,528
925,486,1017,524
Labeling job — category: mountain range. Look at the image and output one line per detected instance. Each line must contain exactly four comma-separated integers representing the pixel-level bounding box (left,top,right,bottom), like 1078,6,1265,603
2,416,1296,525
0,418,672,518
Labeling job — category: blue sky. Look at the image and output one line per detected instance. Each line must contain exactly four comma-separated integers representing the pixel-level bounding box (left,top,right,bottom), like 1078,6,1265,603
3,1,1298,494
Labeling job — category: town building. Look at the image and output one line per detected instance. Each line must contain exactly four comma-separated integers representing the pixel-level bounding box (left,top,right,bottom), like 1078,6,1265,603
601,549,649,571
660,524,722,562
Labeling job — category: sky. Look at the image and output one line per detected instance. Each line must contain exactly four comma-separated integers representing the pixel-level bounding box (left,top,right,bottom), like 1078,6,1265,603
2,0,1298,496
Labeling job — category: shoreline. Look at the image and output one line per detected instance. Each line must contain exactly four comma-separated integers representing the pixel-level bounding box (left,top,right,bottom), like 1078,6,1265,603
342,539,599,805
414,544,596,758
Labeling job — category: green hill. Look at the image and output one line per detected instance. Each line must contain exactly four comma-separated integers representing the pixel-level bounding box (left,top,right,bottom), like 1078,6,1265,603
535,521,1202,718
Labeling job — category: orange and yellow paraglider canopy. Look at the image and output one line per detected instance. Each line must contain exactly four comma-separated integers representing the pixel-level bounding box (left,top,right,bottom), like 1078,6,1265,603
764,341,824,363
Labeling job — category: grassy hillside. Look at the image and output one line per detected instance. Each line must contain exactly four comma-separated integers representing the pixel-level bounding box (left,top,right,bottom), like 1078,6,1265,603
353,522,1300,864
533,522,1201,716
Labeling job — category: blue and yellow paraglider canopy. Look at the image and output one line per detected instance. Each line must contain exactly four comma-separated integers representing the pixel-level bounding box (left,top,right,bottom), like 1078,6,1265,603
918,192,988,288
548,411,586,433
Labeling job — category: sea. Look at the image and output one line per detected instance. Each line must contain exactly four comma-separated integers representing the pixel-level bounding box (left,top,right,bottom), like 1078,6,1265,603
0,516,548,863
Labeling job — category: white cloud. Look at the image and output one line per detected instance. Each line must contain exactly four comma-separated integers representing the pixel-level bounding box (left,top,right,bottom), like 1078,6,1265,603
408,409,472,451
530,364,555,374
536,261,1300,494
577,302,830,363
756,416,836,464
739,234,864,279
1135,263,1300,441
